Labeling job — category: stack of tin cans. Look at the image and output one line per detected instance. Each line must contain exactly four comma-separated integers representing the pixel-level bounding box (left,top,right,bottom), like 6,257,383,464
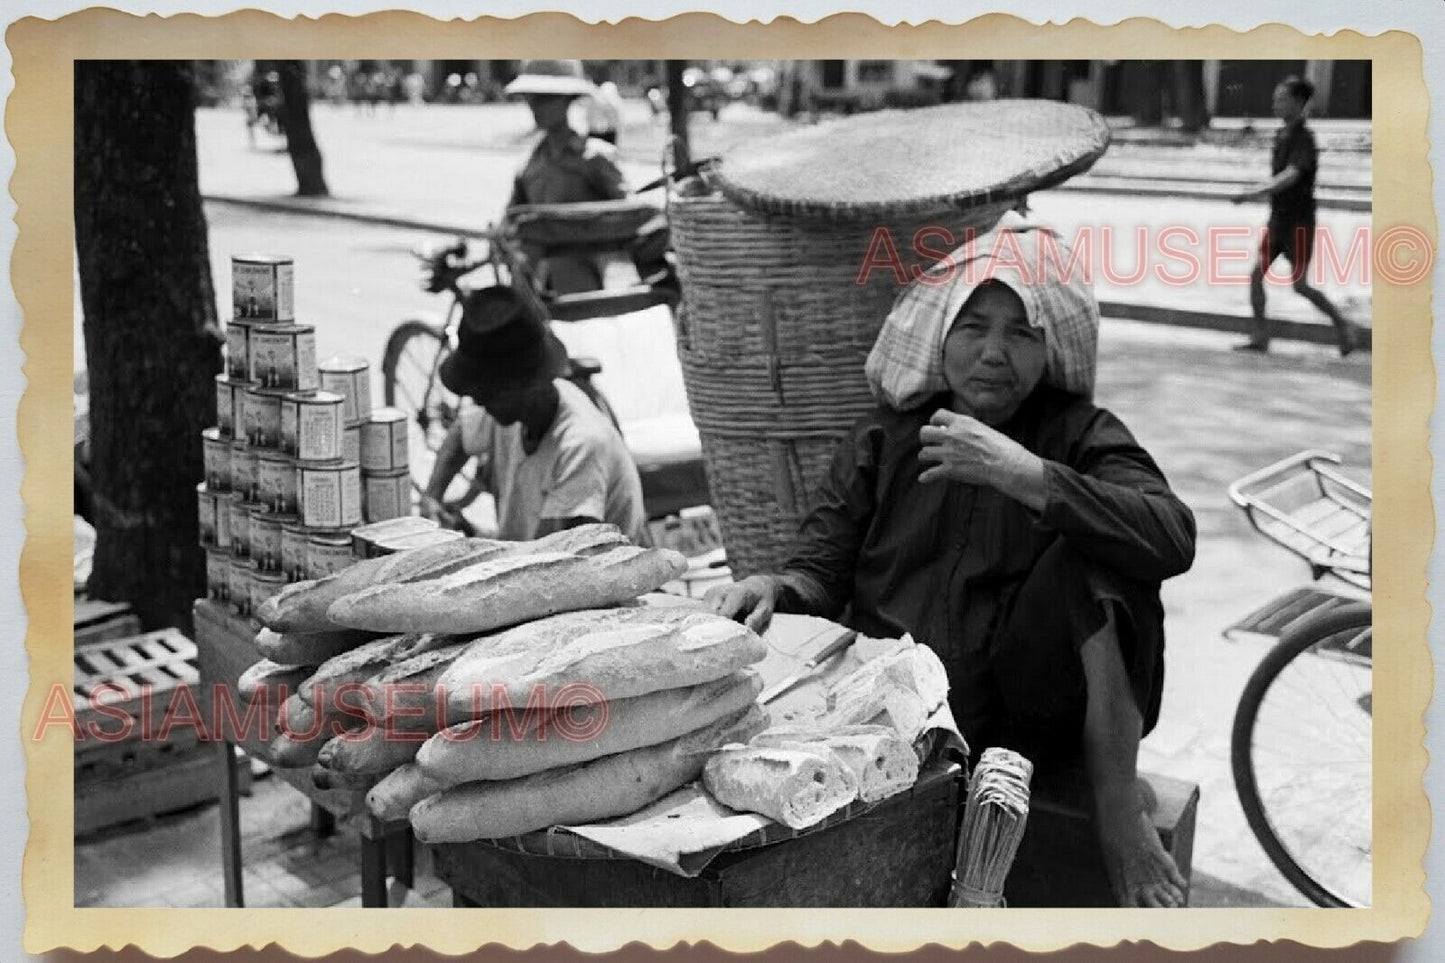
318,357,413,527
200,254,407,620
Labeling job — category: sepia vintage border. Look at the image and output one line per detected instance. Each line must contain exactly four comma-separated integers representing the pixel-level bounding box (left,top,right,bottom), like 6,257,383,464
11,9,1432,956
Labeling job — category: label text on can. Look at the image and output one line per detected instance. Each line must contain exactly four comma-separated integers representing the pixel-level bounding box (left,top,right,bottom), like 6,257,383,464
232,256,295,322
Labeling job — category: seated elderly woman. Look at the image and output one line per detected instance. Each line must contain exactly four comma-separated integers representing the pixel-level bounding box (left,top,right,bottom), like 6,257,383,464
706,222,1196,908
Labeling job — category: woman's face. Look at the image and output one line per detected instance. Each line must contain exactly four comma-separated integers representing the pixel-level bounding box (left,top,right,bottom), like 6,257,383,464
942,281,1046,425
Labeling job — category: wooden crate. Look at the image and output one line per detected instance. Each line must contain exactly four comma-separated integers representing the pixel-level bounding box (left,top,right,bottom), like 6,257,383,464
438,764,962,907
73,629,248,835
73,597,142,647
74,629,200,757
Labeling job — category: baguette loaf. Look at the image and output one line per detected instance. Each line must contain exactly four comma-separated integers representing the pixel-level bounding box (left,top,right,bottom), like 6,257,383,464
257,537,506,633
298,632,456,708
524,523,632,556
703,744,858,829
750,724,919,804
366,762,450,823
417,669,763,784
317,723,429,775
310,763,384,792
440,610,766,717
362,640,473,732
326,546,687,635
253,626,384,666
238,659,313,705
409,703,767,843
270,691,367,768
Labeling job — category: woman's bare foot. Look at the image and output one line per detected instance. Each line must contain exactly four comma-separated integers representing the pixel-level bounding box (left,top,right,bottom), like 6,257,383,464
1095,788,1188,908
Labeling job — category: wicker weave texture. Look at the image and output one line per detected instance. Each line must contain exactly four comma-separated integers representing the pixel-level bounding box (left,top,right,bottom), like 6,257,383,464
711,100,1111,222
670,188,1012,576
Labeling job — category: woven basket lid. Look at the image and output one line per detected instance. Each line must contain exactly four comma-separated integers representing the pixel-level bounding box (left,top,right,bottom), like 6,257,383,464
708,99,1111,222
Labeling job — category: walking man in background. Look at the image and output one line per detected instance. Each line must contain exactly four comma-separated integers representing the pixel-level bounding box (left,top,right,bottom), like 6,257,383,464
1232,76,1361,357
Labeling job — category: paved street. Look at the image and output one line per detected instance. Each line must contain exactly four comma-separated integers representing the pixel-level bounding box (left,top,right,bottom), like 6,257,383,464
75,98,1374,908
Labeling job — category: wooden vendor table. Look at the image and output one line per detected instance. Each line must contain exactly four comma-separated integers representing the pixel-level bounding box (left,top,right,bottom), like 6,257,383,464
192,599,414,908
435,760,963,907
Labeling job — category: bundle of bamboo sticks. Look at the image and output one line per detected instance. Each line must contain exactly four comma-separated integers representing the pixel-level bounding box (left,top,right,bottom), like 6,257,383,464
949,747,1034,908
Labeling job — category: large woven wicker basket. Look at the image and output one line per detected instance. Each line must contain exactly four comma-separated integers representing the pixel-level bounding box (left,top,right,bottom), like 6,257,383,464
669,100,1111,578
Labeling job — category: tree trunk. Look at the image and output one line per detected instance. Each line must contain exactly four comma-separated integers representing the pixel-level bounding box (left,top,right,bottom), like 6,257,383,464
274,60,330,196
75,60,223,632
665,60,691,170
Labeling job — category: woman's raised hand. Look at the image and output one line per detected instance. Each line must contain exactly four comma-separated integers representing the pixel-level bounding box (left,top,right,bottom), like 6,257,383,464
918,409,1047,509
703,575,780,635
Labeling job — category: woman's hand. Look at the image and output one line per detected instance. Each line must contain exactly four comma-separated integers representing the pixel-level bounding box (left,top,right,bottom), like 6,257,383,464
703,575,781,635
918,409,1047,511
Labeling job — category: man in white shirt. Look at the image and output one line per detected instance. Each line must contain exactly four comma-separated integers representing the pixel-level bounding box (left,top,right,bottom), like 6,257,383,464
420,286,649,545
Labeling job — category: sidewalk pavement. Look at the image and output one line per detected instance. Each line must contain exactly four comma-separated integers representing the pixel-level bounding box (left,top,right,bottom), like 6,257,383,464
197,103,1372,347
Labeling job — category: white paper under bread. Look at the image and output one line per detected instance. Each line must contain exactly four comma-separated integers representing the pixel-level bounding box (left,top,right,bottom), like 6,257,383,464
552,615,967,876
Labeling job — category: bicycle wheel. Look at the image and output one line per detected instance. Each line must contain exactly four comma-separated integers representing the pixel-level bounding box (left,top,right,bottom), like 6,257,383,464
380,319,475,504
1231,601,1372,907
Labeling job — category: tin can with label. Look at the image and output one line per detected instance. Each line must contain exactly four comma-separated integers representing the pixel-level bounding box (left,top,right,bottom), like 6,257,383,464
249,324,318,392
197,482,219,546
215,374,236,437
362,468,411,523
360,407,409,471
350,515,439,558
250,567,288,614
242,386,284,448
228,496,254,559
281,522,310,582
228,556,256,617
256,451,295,515
202,427,230,492
226,319,253,380
306,531,356,579
250,509,285,572
342,423,361,465
232,254,295,323
370,527,464,558
230,442,259,503
280,390,343,462
318,356,371,425
213,489,234,550
205,546,231,601
298,459,362,530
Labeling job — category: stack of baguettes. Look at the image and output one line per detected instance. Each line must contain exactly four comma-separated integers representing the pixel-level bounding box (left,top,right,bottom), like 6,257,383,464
237,523,770,842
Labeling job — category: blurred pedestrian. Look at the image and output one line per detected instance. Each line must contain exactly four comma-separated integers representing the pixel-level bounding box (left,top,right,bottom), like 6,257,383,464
966,68,999,101
326,64,347,107
585,80,624,144
1231,76,1362,357
403,70,427,106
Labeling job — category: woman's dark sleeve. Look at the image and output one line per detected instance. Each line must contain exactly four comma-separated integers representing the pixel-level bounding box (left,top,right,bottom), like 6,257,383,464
1036,408,1197,582
775,420,881,619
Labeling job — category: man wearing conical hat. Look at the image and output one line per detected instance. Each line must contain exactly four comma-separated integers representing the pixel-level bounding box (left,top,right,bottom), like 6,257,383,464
502,60,671,296
708,220,1197,908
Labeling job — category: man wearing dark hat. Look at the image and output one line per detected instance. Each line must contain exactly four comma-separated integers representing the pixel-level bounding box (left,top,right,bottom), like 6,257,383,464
419,286,649,545
503,59,673,296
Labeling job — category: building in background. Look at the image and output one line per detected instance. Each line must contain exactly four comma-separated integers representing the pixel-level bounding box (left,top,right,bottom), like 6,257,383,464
781,59,1370,125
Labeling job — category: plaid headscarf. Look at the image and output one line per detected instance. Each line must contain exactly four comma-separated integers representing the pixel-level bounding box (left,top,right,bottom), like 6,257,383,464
865,215,1099,411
